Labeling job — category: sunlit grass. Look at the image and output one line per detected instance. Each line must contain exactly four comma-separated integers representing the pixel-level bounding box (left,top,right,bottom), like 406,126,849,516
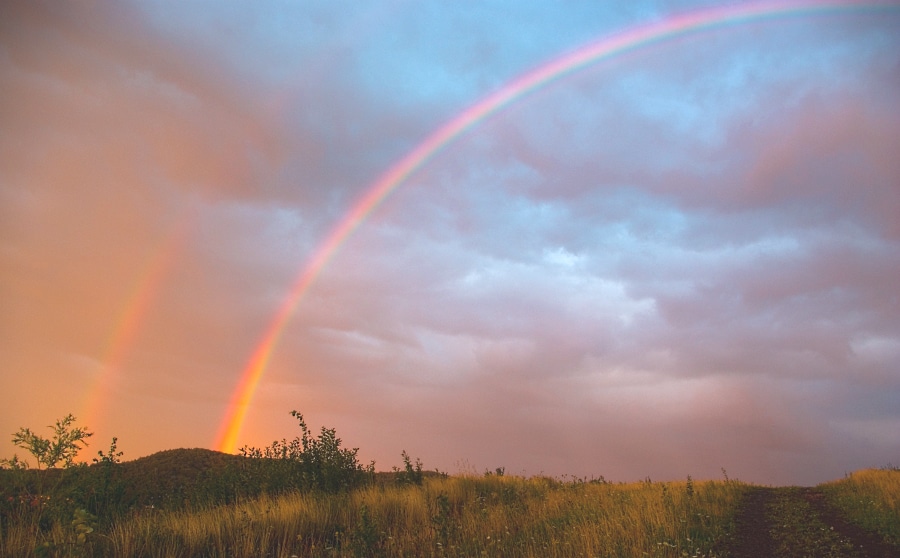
1,474,749,557
820,467,900,547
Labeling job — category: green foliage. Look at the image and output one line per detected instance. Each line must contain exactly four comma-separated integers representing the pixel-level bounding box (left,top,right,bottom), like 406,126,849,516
33,508,100,558
93,437,123,465
766,488,860,557
77,438,127,518
0,414,98,548
239,410,373,493
349,504,384,558
10,414,93,469
70,508,98,545
431,492,455,547
484,466,505,477
393,450,423,486
0,453,29,470
821,468,900,547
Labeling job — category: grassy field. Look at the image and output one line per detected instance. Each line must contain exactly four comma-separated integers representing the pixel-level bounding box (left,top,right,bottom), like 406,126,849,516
820,468,900,548
2,437,898,557
1,466,748,557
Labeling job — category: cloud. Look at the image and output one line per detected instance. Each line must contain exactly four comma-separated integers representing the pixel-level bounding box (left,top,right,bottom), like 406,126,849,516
1,1,897,485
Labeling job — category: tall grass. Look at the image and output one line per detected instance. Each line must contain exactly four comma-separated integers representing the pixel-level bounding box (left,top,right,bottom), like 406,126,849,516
819,467,900,546
2,474,748,557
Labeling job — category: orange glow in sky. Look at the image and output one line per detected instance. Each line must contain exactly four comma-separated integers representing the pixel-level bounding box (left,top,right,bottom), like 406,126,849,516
2,1,899,486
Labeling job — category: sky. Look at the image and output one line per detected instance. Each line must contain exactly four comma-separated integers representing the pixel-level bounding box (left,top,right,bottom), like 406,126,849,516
1,0,898,486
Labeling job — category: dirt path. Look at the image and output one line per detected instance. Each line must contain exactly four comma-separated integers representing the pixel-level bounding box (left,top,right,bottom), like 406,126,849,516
726,487,898,558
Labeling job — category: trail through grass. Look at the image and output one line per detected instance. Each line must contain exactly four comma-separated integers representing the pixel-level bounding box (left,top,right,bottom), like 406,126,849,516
820,468,900,548
726,471,900,558
5,466,898,557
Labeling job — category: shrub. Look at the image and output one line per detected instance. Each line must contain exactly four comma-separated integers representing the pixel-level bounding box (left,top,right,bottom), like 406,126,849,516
4,414,92,470
393,451,424,486
239,410,373,493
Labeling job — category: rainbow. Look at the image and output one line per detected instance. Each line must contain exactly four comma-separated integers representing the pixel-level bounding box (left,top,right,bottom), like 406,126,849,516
81,219,190,431
214,0,898,452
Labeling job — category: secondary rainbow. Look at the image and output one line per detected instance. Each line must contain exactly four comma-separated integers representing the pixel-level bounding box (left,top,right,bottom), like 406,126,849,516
81,218,191,431
215,0,898,453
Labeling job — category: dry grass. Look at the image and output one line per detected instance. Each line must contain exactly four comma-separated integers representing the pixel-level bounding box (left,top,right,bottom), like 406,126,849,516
2,474,748,557
819,467,900,546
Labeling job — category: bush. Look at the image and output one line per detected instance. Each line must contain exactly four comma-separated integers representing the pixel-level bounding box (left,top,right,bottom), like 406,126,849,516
239,410,374,493
394,450,424,486
3,414,93,470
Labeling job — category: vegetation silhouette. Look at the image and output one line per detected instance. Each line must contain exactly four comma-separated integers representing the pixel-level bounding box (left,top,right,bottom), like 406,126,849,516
1,413,898,557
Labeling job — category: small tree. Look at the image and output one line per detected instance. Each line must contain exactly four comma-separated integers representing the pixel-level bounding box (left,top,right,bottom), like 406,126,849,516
92,437,123,465
239,410,373,493
394,450,424,486
9,414,93,469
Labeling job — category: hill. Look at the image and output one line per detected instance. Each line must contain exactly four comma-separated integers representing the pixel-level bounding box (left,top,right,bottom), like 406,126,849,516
110,448,249,507
0,447,249,511
0,447,431,512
